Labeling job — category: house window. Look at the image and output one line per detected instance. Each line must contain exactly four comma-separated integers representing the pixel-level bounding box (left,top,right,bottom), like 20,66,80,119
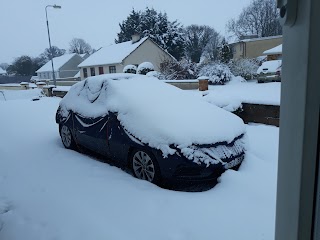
99,67,104,75
109,66,116,73
83,68,88,78
90,67,95,76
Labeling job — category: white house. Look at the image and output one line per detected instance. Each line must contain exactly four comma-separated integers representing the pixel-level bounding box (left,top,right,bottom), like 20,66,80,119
78,36,175,80
36,53,85,80
0,67,7,76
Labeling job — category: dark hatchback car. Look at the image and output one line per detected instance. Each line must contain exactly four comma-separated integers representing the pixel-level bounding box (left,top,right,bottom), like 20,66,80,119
56,74,246,185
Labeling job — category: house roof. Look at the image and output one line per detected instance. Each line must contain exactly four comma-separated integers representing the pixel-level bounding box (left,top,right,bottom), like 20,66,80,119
36,53,78,73
74,71,80,78
0,68,6,74
78,37,149,68
263,44,282,55
230,35,283,45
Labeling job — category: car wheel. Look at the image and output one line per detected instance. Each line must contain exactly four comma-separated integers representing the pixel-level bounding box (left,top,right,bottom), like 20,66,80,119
59,124,76,149
131,149,161,184
258,80,263,83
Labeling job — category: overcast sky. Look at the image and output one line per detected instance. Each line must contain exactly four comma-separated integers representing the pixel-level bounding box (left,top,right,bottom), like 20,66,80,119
0,0,251,64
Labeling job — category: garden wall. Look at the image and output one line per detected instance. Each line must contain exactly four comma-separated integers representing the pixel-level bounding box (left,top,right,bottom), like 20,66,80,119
234,103,280,127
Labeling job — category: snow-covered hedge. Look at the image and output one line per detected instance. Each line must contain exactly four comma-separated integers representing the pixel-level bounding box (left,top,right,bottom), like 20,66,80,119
228,59,259,80
137,62,154,75
123,64,137,74
197,62,232,85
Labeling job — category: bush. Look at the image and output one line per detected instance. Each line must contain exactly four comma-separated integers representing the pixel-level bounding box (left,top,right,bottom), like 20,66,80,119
197,62,232,85
123,64,137,74
137,62,154,75
159,59,197,80
228,58,259,80
146,71,165,79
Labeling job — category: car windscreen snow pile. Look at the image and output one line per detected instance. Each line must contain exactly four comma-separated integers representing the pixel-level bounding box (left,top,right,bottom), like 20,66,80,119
59,73,246,163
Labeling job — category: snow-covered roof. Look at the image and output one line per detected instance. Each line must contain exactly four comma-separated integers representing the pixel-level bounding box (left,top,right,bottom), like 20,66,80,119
36,54,78,73
30,76,39,82
78,37,148,68
241,35,282,43
74,71,80,78
230,35,282,45
263,44,282,55
59,73,245,163
0,68,7,75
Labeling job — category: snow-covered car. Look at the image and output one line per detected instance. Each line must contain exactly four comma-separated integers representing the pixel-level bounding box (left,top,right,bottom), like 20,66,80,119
257,60,282,83
56,73,246,185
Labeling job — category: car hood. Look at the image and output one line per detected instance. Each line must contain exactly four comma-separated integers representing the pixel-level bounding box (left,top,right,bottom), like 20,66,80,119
59,74,246,158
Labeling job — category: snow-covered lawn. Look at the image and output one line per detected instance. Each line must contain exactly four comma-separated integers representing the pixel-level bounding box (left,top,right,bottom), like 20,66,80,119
0,91,278,240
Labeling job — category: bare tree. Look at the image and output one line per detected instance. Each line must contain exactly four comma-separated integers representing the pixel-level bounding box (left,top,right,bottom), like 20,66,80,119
40,46,66,61
184,25,221,63
227,0,282,39
69,38,92,54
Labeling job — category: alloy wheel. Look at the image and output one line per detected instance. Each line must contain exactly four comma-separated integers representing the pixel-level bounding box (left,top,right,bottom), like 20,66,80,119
61,125,72,148
132,151,156,182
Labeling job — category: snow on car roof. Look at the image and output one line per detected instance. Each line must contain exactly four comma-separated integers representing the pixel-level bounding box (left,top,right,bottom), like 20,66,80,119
59,74,245,156
257,60,282,74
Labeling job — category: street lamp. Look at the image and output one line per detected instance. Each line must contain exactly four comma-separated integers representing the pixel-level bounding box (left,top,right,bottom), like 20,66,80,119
45,4,61,87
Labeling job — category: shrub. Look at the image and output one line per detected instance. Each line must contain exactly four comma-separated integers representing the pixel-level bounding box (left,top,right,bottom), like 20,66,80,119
137,62,154,75
123,64,137,74
159,59,197,80
228,58,259,80
197,62,232,85
146,71,165,79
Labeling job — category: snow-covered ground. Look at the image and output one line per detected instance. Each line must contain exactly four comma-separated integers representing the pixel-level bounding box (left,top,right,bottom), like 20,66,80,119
0,90,278,240
0,89,42,101
188,80,281,111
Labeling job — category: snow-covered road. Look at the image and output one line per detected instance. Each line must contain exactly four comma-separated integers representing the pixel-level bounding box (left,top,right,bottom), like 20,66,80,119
0,92,278,240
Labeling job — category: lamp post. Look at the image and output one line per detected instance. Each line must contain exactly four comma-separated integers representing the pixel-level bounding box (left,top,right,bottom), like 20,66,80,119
45,4,61,87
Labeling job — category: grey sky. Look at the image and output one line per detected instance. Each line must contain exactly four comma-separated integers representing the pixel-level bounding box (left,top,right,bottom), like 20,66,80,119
0,0,251,64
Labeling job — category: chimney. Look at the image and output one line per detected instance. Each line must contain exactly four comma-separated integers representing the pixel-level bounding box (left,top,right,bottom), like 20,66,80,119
131,34,141,44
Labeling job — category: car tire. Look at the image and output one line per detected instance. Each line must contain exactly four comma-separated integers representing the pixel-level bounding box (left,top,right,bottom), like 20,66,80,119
59,124,77,150
130,149,161,184
258,80,263,83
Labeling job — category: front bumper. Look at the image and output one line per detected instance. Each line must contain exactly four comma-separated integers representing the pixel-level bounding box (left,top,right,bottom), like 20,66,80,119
153,149,245,183
258,74,281,82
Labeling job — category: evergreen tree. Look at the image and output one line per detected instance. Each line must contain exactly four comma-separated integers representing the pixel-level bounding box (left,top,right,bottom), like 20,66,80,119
116,9,142,43
115,8,185,60
7,56,35,76
218,39,233,63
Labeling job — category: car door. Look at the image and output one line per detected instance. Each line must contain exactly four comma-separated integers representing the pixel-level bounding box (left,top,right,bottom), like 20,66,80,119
107,113,132,165
73,113,110,156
